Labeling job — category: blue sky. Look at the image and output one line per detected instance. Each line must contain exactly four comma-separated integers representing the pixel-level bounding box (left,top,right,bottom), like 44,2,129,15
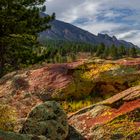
46,0,140,46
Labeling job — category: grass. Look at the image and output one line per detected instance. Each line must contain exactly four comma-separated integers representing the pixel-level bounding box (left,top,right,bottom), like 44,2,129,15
60,96,103,113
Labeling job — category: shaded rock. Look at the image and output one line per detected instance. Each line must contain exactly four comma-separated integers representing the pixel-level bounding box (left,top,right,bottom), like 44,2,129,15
20,101,68,140
101,85,140,105
67,126,85,140
0,130,46,140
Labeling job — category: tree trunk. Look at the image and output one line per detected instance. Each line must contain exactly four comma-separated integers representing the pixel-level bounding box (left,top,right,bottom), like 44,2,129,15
0,43,5,78
0,59,4,78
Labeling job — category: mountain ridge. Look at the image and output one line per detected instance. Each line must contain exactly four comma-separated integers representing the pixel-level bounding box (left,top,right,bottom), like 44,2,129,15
39,13,138,48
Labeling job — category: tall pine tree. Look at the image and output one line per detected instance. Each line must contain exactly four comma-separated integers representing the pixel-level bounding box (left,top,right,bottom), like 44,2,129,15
0,0,55,77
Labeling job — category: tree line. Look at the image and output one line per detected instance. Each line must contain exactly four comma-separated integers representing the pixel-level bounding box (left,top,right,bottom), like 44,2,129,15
37,40,139,63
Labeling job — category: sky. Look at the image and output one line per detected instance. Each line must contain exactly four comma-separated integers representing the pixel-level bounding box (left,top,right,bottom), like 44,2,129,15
45,0,140,46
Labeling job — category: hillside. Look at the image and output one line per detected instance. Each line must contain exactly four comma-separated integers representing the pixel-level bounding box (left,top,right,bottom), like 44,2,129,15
0,58,140,118
39,13,138,48
0,58,140,140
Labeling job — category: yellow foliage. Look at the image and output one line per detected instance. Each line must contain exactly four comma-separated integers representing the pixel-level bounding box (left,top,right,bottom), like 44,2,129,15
82,63,119,80
101,110,113,117
0,104,18,131
61,100,94,113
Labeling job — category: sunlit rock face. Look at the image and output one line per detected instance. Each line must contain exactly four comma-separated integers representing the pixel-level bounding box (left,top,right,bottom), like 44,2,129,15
68,86,140,139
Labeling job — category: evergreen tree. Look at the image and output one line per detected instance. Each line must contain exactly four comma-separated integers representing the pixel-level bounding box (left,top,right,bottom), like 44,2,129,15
102,47,109,58
96,43,105,57
129,47,137,57
118,45,126,57
109,44,118,59
0,0,55,76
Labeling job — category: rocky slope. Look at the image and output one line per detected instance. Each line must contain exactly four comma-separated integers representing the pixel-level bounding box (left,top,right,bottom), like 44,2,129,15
68,85,140,139
0,61,84,118
0,58,140,139
0,58,140,118
1,86,140,140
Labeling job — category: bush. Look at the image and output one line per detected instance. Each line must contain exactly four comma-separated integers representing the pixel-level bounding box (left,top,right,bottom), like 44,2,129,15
0,104,18,131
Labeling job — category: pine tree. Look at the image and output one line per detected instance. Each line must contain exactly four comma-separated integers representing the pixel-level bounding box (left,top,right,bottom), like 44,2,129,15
96,43,105,57
129,47,137,57
118,45,126,57
0,0,55,76
102,47,109,58
109,44,118,59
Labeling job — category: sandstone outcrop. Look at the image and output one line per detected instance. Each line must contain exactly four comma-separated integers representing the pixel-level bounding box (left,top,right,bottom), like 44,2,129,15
69,86,140,139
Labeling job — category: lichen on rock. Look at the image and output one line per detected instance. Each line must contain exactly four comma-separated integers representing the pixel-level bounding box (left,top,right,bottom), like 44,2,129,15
20,101,68,140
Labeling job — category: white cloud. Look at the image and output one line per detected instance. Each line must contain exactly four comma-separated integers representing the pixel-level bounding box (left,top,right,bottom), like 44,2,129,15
117,30,139,39
46,0,140,46
76,21,123,35
116,30,140,46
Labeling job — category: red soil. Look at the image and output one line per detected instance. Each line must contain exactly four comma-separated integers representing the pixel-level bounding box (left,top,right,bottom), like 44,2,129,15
117,58,140,66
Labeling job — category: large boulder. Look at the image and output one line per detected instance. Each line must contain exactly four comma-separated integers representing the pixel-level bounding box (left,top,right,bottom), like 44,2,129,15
20,101,68,140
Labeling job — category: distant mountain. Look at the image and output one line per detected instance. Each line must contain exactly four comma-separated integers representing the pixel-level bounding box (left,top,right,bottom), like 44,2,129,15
39,13,137,48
